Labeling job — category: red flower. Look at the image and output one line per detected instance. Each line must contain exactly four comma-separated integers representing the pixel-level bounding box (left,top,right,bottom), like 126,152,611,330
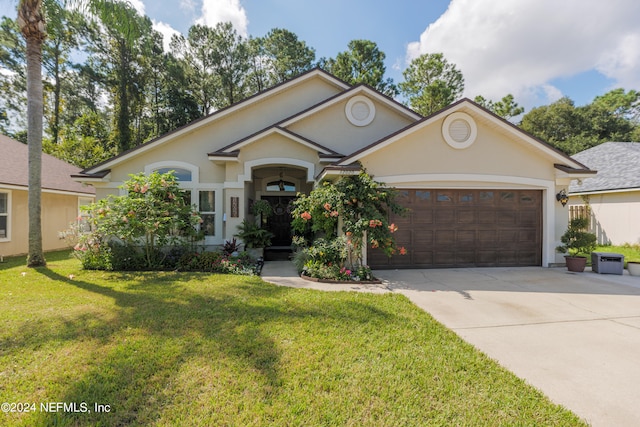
399,247,407,255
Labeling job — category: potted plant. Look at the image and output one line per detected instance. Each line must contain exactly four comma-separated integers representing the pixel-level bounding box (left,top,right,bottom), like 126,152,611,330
235,219,273,258
556,217,597,272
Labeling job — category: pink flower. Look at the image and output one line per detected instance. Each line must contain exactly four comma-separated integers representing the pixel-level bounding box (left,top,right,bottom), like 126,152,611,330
330,210,339,217
300,211,312,221
369,219,382,228
140,184,149,194
371,239,379,249
399,247,407,255
323,203,332,211
388,223,398,233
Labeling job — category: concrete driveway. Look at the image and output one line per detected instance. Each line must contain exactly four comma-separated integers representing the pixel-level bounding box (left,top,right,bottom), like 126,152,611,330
373,267,640,427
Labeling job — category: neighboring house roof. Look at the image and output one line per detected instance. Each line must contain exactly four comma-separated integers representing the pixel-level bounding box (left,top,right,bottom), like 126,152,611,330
570,142,640,194
0,134,95,195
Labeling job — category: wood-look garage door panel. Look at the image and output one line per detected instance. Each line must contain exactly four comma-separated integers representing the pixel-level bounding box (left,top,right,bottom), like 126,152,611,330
457,210,476,223
369,189,542,269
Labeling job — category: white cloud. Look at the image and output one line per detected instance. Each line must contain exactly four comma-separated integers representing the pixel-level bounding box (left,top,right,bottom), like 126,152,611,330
407,0,640,107
180,0,197,13
127,0,146,15
153,20,181,52
196,0,248,37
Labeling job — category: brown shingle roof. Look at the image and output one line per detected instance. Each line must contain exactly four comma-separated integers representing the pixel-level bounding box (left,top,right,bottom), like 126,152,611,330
0,134,95,195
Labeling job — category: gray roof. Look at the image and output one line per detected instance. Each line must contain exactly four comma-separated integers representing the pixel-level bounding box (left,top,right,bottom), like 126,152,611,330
570,142,640,193
0,134,95,195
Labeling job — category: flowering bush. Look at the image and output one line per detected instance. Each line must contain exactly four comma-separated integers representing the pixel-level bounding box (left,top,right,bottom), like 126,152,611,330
72,171,203,270
291,170,407,280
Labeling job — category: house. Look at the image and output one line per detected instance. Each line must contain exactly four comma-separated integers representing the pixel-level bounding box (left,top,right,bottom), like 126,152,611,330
569,142,640,245
72,68,594,268
0,134,95,257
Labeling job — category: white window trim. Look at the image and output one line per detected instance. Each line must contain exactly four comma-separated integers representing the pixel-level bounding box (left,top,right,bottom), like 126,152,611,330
0,190,11,242
143,163,224,244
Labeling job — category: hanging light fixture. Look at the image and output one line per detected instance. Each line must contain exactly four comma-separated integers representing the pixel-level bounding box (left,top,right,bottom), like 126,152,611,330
556,189,569,207
278,169,285,191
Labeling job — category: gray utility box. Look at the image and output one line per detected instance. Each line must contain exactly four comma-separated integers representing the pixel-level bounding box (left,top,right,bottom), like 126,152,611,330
591,252,624,275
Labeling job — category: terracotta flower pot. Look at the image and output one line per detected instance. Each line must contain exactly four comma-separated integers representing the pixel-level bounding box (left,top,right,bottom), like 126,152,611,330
565,256,587,272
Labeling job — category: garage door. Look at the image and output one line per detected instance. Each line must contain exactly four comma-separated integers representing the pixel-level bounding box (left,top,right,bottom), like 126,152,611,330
368,189,542,269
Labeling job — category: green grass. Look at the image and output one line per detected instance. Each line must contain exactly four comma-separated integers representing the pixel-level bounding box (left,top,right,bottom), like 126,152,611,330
595,244,640,264
0,252,586,426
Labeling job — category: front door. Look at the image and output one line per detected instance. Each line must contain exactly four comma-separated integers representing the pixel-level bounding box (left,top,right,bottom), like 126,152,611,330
262,196,296,247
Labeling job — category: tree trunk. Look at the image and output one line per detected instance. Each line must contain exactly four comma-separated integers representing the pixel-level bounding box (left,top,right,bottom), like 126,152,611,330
19,0,47,267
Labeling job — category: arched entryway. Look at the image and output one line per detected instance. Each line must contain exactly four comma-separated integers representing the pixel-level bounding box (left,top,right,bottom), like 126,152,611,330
250,165,312,260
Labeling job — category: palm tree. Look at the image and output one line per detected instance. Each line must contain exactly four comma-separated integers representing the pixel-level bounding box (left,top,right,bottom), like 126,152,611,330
18,0,47,267
16,0,139,267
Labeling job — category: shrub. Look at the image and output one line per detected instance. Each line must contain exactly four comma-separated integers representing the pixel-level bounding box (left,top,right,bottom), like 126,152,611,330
75,171,203,270
557,217,597,257
176,250,257,275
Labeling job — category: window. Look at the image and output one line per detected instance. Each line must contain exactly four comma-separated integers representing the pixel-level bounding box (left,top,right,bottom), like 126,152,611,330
154,167,192,182
199,191,215,236
0,192,9,240
266,180,295,192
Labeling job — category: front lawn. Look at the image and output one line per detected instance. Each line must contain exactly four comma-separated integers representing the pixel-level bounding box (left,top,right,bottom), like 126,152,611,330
595,244,640,264
1,252,585,426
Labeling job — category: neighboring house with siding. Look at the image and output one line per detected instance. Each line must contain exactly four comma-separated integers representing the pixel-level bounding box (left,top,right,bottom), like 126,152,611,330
0,134,95,257
569,142,640,245
73,68,594,268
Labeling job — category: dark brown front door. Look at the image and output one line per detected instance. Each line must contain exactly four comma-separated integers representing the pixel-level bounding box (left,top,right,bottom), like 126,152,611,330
262,196,295,247
368,189,542,269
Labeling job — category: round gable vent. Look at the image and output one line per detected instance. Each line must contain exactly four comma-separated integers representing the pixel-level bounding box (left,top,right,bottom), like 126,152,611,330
346,95,376,127
442,112,477,149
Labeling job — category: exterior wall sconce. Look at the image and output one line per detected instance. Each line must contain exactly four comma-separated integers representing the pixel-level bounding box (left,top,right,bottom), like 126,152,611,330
556,189,569,207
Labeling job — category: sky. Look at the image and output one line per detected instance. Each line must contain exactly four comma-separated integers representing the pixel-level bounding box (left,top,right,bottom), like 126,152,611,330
2,0,640,113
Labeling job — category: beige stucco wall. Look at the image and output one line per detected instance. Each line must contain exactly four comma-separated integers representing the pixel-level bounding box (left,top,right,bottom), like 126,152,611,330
288,96,415,155
0,188,93,257
569,191,640,245
360,117,555,182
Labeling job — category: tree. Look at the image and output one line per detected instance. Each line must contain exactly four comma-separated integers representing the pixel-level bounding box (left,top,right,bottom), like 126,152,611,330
474,94,524,120
41,1,80,144
399,53,464,116
261,28,315,84
520,92,639,155
0,16,27,135
170,24,218,115
17,0,139,267
18,0,47,267
323,39,398,97
210,22,251,109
